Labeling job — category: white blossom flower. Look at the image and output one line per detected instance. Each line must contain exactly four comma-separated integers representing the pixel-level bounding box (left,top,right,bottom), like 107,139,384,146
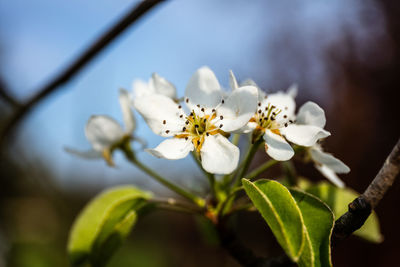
66,89,136,165
309,144,350,188
243,86,329,161
292,101,349,187
133,73,176,99
134,67,258,174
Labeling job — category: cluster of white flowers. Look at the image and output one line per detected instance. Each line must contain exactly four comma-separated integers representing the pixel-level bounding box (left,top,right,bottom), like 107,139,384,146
67,66,350,187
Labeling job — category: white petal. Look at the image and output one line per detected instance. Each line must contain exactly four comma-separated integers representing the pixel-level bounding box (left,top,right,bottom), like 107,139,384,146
185,66,222,109
315,164,345,188
282,124,330,147
146,138,193,160
264,91,296,119
132,79,154,98
150,73,177,99
64,147,102,159
310,148,350,173
134,94,185,137
237,122,258,134
296,101,326,128
217,86,258,132
229,70,239,90
85,115,124,151
263,130,294,161
200,134,239,175
119,89,136,133
287,84,298,98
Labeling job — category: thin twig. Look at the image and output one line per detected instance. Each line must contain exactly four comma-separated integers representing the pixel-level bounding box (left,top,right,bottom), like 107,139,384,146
0,0,166,145
333,137,400,242
0,78,19,107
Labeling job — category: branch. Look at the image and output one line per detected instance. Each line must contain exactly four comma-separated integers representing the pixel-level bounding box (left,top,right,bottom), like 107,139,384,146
333,137,400,242
0,78,19,107
217,217,294,267
0,0,165,145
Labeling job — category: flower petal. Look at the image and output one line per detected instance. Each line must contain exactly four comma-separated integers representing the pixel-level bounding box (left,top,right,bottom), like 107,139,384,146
200,134,239,174
282,124,330,147
119,89,136,133
217,85,258,132
150,73,177,99
229,70,239,90
185,66,222,109
134,94,185,137
132,79,153,98
310,147,350,173
263,91,296,119
315,164,345,188
85,115,124,151
263,130,294,161
146,138,193,160
296,101,326,128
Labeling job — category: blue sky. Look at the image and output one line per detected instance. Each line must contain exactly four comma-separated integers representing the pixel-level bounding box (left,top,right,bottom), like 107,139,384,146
0,0,386,192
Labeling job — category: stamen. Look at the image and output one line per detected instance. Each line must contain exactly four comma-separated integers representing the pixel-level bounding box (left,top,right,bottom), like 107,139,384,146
186,120,189,125
285,106,288,110
258,109,262,113
182,127,186,131
201,107,205,112
212,109,216,113
258,102,261,106
219,124,223,128
206,133,209,136
186,98,189,103
289,120,293,123
195,125,199,128
283,115,287,119
178,105,182,109
221,99,225,104
284,123,288,127
196,104,200,108
163,120,166,124
185,137,188,140
180,115,183,118
166,130,170,133
220,115,223,120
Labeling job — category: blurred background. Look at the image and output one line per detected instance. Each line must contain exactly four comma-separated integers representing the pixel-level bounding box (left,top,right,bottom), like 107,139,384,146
0,0,399,266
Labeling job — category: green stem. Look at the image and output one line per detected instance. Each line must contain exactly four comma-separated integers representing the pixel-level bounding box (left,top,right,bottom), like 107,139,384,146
232,133,241,146
246,160,278,180
150,198,202,214
281,161,297,186
191,152,217,198
232,139,263,188
124,148,205,207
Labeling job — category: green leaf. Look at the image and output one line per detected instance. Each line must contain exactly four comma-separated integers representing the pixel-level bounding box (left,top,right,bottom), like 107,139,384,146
306,182,383,243
242,179,304,261
290,189,334,267
67,185,152,266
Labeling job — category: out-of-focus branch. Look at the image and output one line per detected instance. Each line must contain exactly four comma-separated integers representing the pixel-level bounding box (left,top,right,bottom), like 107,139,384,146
333,137,400,242
0,78,19,107
0,0,165,145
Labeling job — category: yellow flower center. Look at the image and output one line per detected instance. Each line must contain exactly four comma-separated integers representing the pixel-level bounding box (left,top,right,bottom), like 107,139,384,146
175,110,226,152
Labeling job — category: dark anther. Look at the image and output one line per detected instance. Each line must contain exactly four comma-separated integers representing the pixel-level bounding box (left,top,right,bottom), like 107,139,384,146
185,137,188,140
271,117,275,121
212,109,216,113
166,130,170,134
258,102,261,106
197,140,200,145
204,118,207,123
186,98,189,103
220,115,223,120
219,124,223,128
195,124,199,128
265,107,268,111
289,120,293,123
271,105,276,109
197,104,200,108
190,112,193,116
272,112,276,116
221,99,225,104
180,115,183,118
283,115,287,119
201,108,205,112
178,105,182,109
182,127,186,131
206,133,210,136
163,120,166,124
284,123,288,127
258,110,262,113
